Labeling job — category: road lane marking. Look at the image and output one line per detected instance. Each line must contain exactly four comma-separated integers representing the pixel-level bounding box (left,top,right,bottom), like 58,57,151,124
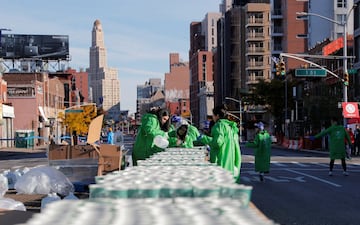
285,169,342,187
279,176,306,182
271,161,287,167
310,163,328,167
291,162,309,167
264,176,290,182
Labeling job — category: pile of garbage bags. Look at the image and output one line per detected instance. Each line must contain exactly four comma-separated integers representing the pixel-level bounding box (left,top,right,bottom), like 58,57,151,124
0,165,77,211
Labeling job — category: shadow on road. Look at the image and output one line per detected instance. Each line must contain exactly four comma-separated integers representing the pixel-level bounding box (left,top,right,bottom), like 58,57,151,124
0,151,47,160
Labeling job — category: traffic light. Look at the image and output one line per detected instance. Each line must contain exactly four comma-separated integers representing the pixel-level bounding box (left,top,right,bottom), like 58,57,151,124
275,62,281,76
280,58,286,76
344,73,349,86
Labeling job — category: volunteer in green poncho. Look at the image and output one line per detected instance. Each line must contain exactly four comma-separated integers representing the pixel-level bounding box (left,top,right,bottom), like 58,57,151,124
168,124,194,148
132,107,170,166
311,117,350,176
169,116,201,147
199,104,241,180
245,122,271,182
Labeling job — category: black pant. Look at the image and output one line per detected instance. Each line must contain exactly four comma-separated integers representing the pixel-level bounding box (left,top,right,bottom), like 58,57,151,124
329,158,346,171
355,141,360,155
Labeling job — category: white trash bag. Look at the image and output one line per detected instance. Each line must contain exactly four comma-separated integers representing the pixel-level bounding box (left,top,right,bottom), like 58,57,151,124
0,173,8,197
41,192,61,211
153,135,169,149
64,192,79,200
3,170,21,190
15,166,74,196
0,197,26,211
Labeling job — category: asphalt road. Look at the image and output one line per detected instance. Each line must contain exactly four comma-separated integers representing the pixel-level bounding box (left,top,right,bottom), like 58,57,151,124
0,150,47,172
1,139,359,225
240,145,360,225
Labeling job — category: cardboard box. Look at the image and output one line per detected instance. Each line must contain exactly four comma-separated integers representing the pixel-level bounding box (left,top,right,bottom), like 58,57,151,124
48,143,123,178
70,145,97,159
98,144,122,174
48,144,70,160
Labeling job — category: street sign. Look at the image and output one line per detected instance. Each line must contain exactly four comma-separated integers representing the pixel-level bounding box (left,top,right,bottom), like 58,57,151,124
295,69,327,77
348,69,357,74
65,109,84,113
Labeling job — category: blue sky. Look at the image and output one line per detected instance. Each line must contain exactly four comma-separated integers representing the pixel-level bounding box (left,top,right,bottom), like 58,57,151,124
0,0,221,114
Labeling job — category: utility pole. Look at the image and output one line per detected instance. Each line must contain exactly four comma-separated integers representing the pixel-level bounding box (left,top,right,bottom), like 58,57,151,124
225,97,242,143
296,4,356,126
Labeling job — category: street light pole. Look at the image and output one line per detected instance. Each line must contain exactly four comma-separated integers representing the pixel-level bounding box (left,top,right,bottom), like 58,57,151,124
343,19,348,104
297,5,356,125
225,97,242,142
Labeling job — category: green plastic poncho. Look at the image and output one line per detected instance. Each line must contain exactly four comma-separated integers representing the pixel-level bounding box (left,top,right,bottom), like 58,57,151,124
315,125,351,160
168,130,194,148
245,130,271,173
132,113,167,166
200,119,241,179
187,125,200,143
168,120,200,148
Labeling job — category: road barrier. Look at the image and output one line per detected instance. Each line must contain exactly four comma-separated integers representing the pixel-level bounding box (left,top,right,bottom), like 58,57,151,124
281,137,303,150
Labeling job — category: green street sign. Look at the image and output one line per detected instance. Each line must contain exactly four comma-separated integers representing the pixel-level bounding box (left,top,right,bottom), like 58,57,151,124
348,69,357,74
65,109,84,113
295,69,327,77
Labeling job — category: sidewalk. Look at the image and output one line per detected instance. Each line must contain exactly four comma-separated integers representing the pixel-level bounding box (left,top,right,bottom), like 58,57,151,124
0,146,47,157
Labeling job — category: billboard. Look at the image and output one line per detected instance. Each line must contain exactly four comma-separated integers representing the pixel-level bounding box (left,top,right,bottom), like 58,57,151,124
0,34,69,60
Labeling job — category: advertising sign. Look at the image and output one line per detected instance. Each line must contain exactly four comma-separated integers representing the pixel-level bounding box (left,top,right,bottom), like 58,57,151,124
0,34,69,60
342,102,359,118
7,87,35,97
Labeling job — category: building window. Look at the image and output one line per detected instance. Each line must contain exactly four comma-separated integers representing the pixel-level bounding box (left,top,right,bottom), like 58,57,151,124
337,0,347,8
337,14,346,23
355,36,360,63
336,32,343,39
355,5,360,29
296,34,308,39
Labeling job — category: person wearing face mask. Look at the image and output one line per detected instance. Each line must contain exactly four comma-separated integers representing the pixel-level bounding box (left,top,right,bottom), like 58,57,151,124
168,122,193,148
132,107,170,166
169,116,201,148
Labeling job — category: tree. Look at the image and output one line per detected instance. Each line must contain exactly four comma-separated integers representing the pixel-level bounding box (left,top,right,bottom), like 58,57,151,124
250,79,295,120
58,104,98,144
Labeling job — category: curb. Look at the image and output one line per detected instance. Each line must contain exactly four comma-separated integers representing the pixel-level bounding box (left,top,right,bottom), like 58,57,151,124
274,143,329,155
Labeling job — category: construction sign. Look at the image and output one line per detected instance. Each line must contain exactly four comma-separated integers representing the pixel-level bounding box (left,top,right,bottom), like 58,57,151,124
342,102,359,118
